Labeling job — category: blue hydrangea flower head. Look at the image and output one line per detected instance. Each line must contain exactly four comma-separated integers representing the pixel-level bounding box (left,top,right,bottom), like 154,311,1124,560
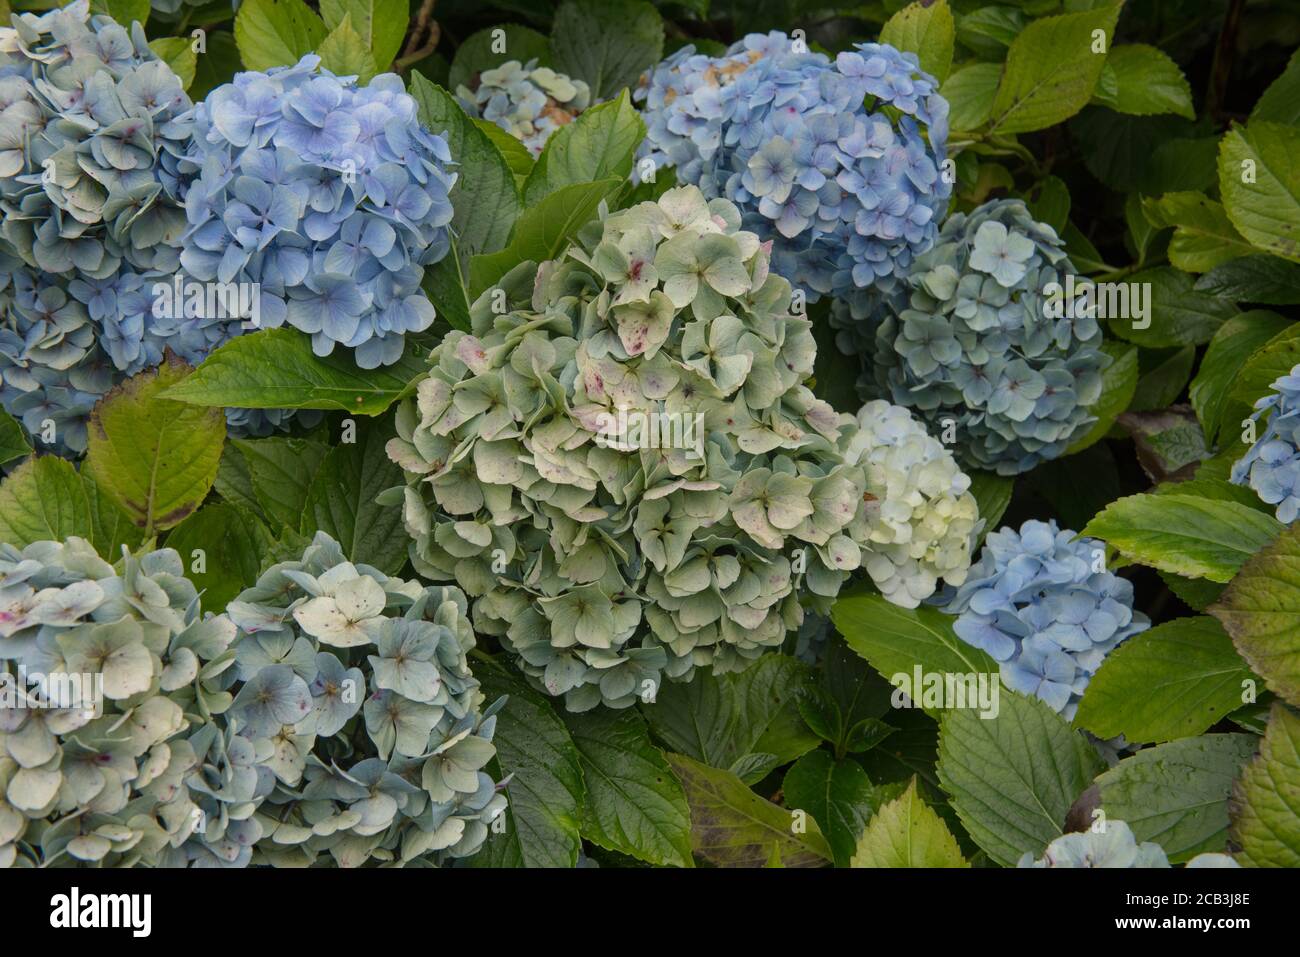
457,58,591,156
1231,363,1300,523
871,199,1108,475
181,54,456,369
939,518,1149,720
638,34,951,318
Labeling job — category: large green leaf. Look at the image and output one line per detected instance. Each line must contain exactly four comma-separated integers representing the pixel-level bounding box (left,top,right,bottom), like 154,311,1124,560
1218,122,1300,263
1230,702,1300,867
1190,310,1293,442
1091,43,1194,120
410,74,520,259
164,503,273,611
941,62,1001,131
0,409,31,467
1082,493,1283,583
1195,255,1300,306
1074,617,1255,744
318,0,406,71
831,592,999,708
937,690,1104,866
80,457,145,561
233,0,326,72
665,752,832,867
469,666,585,868
550,0,664,102
850,778,967,868
561,708,692,868
1211,524,1300,708
1251,47,1300,127
987,4,1121,135
1108,265,1238,348
783,750,877,867
880,0,955,83
0,456,93,548
641,654,818,781
468,178,626,297
523,92,645,204
86,358,225,537
234,436,329,532
1096,734,1259,862
1139,195,1253,274
316,14,378,82
300,419,407,574
162,328,426,415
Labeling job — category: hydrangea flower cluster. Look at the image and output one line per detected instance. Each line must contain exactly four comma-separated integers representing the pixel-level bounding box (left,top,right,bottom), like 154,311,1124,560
1018,821,1239,868
387,186,978,711
0,1,213,453
939,519,1149,720
457,59,591,157
871,199,1108,475
634,31,790,186
182,54,456,369
218,532,505,867
1231,362,1300,523
0,538,239,868
639,34,951,319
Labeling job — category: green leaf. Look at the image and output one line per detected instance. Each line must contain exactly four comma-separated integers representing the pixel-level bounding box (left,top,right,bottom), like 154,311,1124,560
1075,617,1255,744
956,5,1025,58
162,328,427,415
941,62,1001,131
831,592,1000,708
1218,122,1300,264
0,456,93,548
80,457,145,561
880,0,955,83
550,0,664,102
1108,266,1238,348
665,752,832,867
316,14,379,82
90,0,148,26
937,690,1104,866
1195,255,1300,306
1211,525,1300,708
233,436,329,531
421,238,472,332
1083,493,1283,583
212,443,266,524
783,750,876,867
561,708,693,868
1095,734,1259,862
164,504,273,611
860,709,941,790
318,0,406,71
850,778,968,868
1222,323,1300,440
86,358,225,537
1140,193,1253,274
1129,346,1195,414
473,118,534,189
1230,702,1300,867
0,409,31,467
468,178,621,297
448,24,553,92
300,418,406,574
1066,340,1137,454
147,38,197,91
233,0,327,72
1026,175,1071,235
642,654,818,780
410,74,521,258
1091,43,1194,120
469,666,585,868
1190,311,1292,442
967,471,1013,545
189,31,241,101
1027,443,1121,531
523,92,645,204
1251,47,1300,127
987,3,1120,135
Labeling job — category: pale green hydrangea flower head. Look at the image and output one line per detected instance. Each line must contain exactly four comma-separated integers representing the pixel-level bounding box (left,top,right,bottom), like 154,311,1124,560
0,537,238,868
388,186,980,711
